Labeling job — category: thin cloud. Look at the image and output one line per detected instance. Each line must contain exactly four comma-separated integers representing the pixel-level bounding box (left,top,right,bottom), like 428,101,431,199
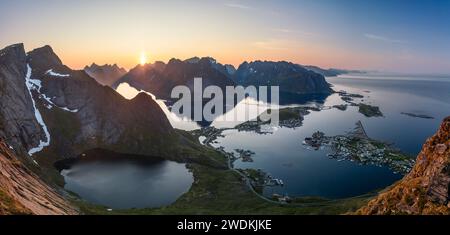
273,28,316,36
225,3,252,10
252,41,288,50
273,28,295,33
364,33,408,44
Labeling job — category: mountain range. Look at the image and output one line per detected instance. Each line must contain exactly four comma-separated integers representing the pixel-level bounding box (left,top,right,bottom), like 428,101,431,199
113,57,236,100
111,58,334,102
302,65,363,77
233,61,333,95
84,63,127,86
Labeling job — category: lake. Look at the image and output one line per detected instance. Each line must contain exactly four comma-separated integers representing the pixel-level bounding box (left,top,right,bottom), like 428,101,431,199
60,151,193,209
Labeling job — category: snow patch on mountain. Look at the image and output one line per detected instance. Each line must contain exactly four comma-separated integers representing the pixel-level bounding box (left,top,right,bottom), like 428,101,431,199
24,64,51,156
46,69,70,77
39,93,78,112
24,69,78,112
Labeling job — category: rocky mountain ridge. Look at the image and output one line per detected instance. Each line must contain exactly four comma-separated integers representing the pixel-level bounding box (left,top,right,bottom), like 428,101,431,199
113,56,236,100
84,63,127,86
113,58,334,101
0,44,48,157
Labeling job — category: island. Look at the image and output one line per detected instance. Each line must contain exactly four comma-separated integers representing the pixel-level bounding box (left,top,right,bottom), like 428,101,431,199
401,112,434,119
336,91,383,117
303,121,415,174
358,103,383,117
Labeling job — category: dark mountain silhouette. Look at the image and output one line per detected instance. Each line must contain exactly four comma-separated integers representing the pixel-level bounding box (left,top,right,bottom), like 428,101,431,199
233,61,333,95
113,57,236,100
303,65,364,77
84,63,127,87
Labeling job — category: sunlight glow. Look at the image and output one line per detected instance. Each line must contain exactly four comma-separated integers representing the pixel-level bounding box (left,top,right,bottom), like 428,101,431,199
140,51,147,66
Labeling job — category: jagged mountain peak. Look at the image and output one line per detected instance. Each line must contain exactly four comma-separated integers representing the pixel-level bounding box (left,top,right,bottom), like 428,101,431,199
0,43,25,54
184,56,200,64
168,58,184,65
27,45,62,66
27,45,66,77
184,56,217,64
0,43,26,64
84,62,127,86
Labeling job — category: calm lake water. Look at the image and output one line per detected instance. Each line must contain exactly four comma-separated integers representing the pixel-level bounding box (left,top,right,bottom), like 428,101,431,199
61,156,193,209
114,74,450,201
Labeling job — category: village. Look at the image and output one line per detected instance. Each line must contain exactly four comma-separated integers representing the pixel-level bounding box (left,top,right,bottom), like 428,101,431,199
303,121,415,175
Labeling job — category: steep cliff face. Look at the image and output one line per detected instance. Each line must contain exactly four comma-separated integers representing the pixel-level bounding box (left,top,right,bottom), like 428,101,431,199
357,117,450,215
0,139,77,215
0,44,46,156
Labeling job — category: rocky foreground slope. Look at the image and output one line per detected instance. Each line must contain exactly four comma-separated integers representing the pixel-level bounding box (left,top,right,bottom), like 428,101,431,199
357,117,450,215
0,139,77,215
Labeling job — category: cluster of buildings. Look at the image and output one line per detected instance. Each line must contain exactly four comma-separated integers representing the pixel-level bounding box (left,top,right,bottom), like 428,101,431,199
303,122,415,175
328,135,414,174
272,194,292,203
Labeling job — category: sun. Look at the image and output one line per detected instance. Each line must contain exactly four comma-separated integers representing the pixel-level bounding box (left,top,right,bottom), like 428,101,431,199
140,51,147,65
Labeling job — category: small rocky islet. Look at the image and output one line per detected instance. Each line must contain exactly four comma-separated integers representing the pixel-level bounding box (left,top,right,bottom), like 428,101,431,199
337,90,384,117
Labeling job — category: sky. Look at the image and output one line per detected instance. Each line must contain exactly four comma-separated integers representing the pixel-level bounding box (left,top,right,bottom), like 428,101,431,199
1,0,449,74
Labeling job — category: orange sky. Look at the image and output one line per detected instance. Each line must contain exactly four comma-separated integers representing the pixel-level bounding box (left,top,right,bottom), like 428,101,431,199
2,0,449,74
